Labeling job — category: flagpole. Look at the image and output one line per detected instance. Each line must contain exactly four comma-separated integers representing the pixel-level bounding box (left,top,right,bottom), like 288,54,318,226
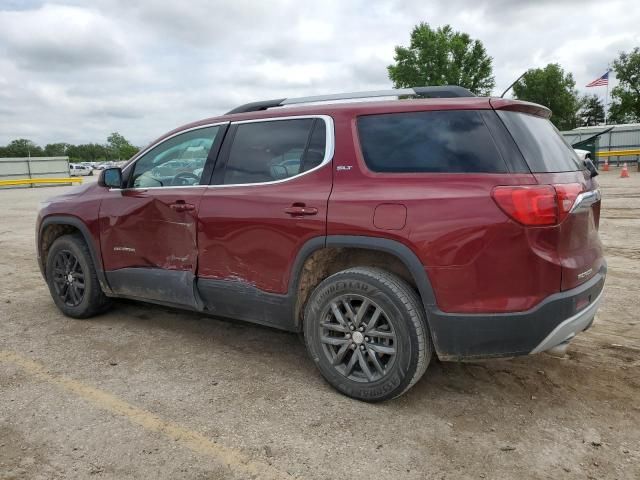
604,82,608,125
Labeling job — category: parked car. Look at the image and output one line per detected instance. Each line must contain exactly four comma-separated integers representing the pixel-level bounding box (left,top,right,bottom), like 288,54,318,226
69,164,93,176
574,148,591,161
95,162,116,170
37,86,605,402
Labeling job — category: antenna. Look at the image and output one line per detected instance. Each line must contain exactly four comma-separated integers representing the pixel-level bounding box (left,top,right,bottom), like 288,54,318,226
500,72,527,98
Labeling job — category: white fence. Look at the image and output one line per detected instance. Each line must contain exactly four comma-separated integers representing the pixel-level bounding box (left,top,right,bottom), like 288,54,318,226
0,156,72,188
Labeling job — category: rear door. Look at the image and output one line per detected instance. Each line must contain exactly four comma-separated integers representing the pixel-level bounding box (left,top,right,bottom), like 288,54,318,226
196,116,333,327
99,124,226,307
496,109,604,290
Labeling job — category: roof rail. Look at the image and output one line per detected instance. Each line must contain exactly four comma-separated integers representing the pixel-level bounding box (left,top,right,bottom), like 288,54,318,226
225,85,475,114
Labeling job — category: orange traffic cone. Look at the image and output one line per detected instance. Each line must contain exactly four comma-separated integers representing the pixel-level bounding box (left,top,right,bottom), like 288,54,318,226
603,159,609,171
621,163,630,178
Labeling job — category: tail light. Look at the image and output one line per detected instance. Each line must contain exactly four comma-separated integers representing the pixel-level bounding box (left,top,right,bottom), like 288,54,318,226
492,183,582,226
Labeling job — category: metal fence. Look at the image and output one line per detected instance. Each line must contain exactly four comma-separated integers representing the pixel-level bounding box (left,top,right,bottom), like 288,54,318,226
562,124,640,165
0,156,75,188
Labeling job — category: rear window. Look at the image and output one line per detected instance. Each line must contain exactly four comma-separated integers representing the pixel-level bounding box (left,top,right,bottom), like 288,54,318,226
357,110,507,173
497,111,582,172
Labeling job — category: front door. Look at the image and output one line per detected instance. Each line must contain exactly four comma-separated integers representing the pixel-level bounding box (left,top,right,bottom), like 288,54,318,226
99,124,226,307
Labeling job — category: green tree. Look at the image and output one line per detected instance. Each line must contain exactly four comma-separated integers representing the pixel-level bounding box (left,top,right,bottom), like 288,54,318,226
107,132,138,160
578,95,605,126
512,64,580,130
43,142,71,157
67,143,109,163
388,23,495,95
608,48,640,124
4,139,43,157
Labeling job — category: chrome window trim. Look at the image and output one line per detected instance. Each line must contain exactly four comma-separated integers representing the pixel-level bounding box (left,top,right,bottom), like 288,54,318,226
111,122,229,191
110,115,334,191
208,114,335,189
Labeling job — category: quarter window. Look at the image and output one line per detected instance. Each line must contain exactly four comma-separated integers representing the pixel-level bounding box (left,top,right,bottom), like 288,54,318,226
222,118,326,185
357,110,508,173
130,126,220,188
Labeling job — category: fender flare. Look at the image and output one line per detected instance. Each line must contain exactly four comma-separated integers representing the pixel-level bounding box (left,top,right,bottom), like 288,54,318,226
288,235,438,326
39,215,112,293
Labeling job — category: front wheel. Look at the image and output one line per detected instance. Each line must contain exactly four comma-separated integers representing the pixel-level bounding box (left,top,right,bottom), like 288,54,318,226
304,267,432,402
45,234,111,318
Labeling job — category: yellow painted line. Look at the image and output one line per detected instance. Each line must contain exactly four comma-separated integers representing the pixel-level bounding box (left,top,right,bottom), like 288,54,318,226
596,149,640,157
0,350,291,480
0,177,83,186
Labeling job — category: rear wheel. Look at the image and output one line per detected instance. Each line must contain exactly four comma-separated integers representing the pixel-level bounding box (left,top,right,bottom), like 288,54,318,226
304,267,431,402
45,234,111,318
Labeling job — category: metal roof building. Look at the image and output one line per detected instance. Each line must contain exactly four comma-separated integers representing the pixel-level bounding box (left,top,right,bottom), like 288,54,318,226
562,124,640,164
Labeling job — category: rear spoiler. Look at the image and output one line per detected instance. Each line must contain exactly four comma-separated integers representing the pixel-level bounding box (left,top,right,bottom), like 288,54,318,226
489,98,551,119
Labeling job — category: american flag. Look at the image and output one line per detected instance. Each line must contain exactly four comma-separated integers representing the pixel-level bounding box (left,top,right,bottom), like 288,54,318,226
586,71,609,87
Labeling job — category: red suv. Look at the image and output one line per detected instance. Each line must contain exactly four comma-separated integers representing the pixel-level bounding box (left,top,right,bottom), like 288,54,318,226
37,86,605,402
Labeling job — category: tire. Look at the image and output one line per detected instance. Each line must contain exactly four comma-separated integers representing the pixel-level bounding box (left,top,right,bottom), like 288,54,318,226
45,234,111,318
304,267,432,402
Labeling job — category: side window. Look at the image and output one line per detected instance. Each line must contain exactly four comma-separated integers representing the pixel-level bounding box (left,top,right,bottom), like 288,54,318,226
357,110,508,173
130,126,220,188
223,118,322,185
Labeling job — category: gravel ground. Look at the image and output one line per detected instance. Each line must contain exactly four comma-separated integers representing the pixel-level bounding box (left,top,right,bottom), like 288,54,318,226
1,170,639,480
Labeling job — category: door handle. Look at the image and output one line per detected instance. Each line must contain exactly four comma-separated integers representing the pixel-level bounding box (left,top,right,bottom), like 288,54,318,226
284,204,318,216
169,201,196,212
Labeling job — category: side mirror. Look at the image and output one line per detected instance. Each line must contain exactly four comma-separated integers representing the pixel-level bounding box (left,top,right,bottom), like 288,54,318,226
99,167,123,188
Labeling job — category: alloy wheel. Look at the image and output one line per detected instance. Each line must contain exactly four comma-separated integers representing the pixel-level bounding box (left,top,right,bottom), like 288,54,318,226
319,294,397,382
51,250,85,307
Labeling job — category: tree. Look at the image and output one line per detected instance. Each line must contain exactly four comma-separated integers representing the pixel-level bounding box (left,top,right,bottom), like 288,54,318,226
107,132,138,160
66,143,109,163
388,23,495,96
608,48,640,124
578,95,605,126
512,64,580,130
4,139,43,157
44,143,71,157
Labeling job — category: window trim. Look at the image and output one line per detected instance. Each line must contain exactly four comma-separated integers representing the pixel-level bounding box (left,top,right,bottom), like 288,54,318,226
113,122,230,191
210,114,335,188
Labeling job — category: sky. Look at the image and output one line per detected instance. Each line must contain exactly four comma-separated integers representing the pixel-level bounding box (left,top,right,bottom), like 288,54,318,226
0,0,638,147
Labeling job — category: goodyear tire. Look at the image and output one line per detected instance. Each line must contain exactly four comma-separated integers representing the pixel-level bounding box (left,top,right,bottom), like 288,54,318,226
304,267,431,402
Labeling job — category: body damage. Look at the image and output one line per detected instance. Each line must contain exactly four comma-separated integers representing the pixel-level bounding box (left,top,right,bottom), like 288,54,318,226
36,96,605,362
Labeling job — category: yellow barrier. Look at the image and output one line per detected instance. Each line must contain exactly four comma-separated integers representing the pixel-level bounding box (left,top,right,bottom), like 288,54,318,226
596,149,640,157
0,177,83,187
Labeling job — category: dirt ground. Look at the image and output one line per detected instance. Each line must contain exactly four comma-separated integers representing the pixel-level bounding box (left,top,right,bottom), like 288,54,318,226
1,169,638,480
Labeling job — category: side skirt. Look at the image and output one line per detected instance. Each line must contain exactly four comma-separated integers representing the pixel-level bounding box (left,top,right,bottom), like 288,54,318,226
106,268,199,309
197,278,295,331
105,268,297,331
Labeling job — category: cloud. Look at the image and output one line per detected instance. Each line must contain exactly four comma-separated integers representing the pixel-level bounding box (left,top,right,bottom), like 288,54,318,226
0,4,128,71
0,0,639,147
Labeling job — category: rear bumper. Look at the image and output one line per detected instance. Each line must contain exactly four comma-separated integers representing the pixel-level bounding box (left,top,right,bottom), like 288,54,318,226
428,264,606,360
